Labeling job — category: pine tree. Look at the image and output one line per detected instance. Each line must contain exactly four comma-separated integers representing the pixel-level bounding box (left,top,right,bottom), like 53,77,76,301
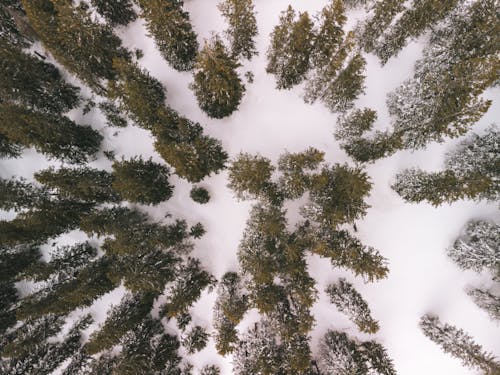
190,186,210,204
16,257,116,320
21,0,131,93
228,153,279,201
182,325,209,354
266,6,315,89
0,177,49,211
99,101,128,128
218,0,258,60
319,330,396,375
109,58,228,182
420,314,500,373
467,288,500,322
0,103,102,164
136,0,198,71
200,365,221,375
326,278,379,333
305,1,366,113
161,258,216,318
21,242,97,285
356,0,406,54
447,220,499,275
191,36,245,119
0,244,41,283
0,41,80,114
277,147,324,199
374,0,459,64
85,292,156,354
0,281,18,333
343,0,370,9
393,126,499,205
91,0,137,26
113,317,182,374
213,272,249,355
386,1,499,150
0,133,22,158
35,166,119,203
0,4,30,48
112,157,173,205
304,164,372,226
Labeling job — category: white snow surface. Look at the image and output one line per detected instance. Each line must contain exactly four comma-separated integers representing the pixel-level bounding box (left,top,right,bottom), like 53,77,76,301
1,1,499,374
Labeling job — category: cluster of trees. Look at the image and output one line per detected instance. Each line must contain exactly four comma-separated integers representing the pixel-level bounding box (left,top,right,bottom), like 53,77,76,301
267,1,366,113
217,148,392,373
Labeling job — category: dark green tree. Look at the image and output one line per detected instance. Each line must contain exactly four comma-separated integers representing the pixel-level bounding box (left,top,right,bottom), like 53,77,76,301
266,6,315,89
0,133,22,158
191,36,245,119
21,0,130,93
112,157,173,205
161,258,216,318
136,0,198,71
200,365,221,375
190,186,210,204
99,101,128,128
0,177,49,211
0,103,102,163
85,292,156,354
182,325,209,354
420,314,500,373
0,41,80,114
35,166,119,203
218,0,258,60
91,0,137,26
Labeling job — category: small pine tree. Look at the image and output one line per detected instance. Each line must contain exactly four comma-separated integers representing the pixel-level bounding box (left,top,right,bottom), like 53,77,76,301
467,288,500,322
200,364,221,375
191,36,245,119
190,186,210,204
218,0,258,60
266,6,315,89
99,101,128,128
182,325,209,354
326,278,379,333
112,157,173,205
136,0,198,71
91,0,137,26
420,314,500,373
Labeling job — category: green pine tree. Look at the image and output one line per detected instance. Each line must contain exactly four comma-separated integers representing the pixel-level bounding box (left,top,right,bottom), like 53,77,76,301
91,0,137,26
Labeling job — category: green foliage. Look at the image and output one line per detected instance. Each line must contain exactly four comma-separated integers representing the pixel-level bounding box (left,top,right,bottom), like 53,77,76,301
136,0,198,71
182,325,209,354
0,177,49,211
200,365,221,375
0,41,80,114
35,166,119,203
420,314,500,373
112,157,173,205
305,164,372,227
192,36,245,119
0,244,41,283
228,153,278,201
218,0,258,60
266,6,315,89
86,292,156,354
99,101,128,127
190,223,206,239
190,186,210,204
277,147,324,199
21,0,130,93
0,103,102,164
91,0,137,26
162,258,216,318
0,133,22,158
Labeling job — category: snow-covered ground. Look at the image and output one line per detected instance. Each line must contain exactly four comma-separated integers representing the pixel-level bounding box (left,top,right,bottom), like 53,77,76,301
1,1,498,374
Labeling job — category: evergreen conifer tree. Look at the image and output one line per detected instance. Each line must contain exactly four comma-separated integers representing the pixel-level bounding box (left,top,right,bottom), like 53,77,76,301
218,0,258,60
200,365,221,375
266,6,315,89
467,288,500,322
0,103,102,164
136,0,198,71
447,220,499,275
35,167,119,203
91,0,137,26
0,134,22,158
326,278,379,333
190,186,210,204
182,325,209,354
112,157,173,205
0,177,49,211
191,36,245,119
420,314,500,373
